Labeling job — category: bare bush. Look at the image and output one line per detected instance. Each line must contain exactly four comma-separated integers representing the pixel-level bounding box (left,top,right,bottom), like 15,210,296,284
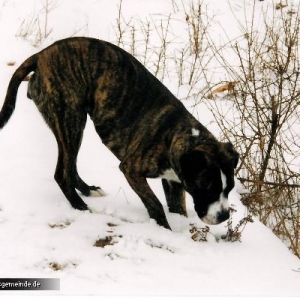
16,0,56,47
114,0,173,82
114,0,216,99
206,3,300,257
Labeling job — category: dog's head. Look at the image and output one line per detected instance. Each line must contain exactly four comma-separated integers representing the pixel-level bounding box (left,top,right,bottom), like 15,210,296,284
179,142,239,225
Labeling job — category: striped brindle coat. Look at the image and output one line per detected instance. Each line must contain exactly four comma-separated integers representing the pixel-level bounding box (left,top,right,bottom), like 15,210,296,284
0,37,239,229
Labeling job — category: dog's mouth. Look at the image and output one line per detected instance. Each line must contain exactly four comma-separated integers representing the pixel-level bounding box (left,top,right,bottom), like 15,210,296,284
198,192,230,225
200,209,230,225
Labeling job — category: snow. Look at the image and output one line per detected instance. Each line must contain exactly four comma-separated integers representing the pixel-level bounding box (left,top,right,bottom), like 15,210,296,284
0,0,299,298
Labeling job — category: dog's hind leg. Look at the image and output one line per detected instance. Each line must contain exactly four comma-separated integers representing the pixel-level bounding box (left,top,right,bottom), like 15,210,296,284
51,110,105,208
37,109,103,207
36,103,96,209
46,109,90,210
75,172,106,197
162,179,187,217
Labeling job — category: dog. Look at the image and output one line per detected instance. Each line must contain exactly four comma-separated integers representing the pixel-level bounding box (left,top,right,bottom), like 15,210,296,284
0,37,239,230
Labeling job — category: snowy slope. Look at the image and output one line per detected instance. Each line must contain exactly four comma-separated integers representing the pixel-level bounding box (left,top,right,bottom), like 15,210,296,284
0,0,299,297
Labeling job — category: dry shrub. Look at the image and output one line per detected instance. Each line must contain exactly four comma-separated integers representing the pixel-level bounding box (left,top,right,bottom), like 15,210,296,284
190,207,253,243
190,223,211,242
16,0,56,47
114,0,215,99
221,206,254,242
206,3,300,257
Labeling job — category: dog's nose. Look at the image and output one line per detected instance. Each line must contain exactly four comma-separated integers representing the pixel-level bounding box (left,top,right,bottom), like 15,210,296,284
217,210,230,223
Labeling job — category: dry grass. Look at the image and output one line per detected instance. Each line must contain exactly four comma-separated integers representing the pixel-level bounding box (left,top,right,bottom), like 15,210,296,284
189,207,254,243
15,0,56,47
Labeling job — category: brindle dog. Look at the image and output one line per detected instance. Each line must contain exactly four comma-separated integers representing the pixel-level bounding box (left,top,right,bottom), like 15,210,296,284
0,37,239,230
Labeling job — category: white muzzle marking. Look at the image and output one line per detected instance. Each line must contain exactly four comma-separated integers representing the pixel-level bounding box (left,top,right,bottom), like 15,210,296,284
201,170,229,225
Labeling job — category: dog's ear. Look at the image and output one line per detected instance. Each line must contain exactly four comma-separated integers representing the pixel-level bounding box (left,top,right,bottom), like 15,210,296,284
221,142,239,169
179,147,209,179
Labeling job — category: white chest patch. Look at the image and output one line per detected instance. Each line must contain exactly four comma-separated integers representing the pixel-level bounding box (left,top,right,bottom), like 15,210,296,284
159,169,181,183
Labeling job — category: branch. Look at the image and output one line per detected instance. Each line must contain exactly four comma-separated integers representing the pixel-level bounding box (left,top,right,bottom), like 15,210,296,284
238,177,300,189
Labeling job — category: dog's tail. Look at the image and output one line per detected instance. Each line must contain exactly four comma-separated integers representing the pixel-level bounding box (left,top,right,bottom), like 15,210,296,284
0,54,37,129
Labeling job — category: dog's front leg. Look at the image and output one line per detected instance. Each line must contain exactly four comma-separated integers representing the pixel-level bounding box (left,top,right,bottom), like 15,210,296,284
162,179,187,217
120,164,171,230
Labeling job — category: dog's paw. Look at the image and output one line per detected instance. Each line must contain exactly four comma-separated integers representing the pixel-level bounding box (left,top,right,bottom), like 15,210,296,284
72,200,89,211
89,187,106,197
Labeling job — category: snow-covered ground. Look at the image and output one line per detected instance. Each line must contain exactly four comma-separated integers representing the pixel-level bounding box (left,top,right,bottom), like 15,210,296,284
0,0,299,297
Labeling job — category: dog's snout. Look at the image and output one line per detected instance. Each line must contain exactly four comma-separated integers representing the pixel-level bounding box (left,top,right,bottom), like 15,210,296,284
217,210,230,223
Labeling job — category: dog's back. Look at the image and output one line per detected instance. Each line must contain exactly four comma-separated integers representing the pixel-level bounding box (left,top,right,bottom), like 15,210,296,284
28,37,194,161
